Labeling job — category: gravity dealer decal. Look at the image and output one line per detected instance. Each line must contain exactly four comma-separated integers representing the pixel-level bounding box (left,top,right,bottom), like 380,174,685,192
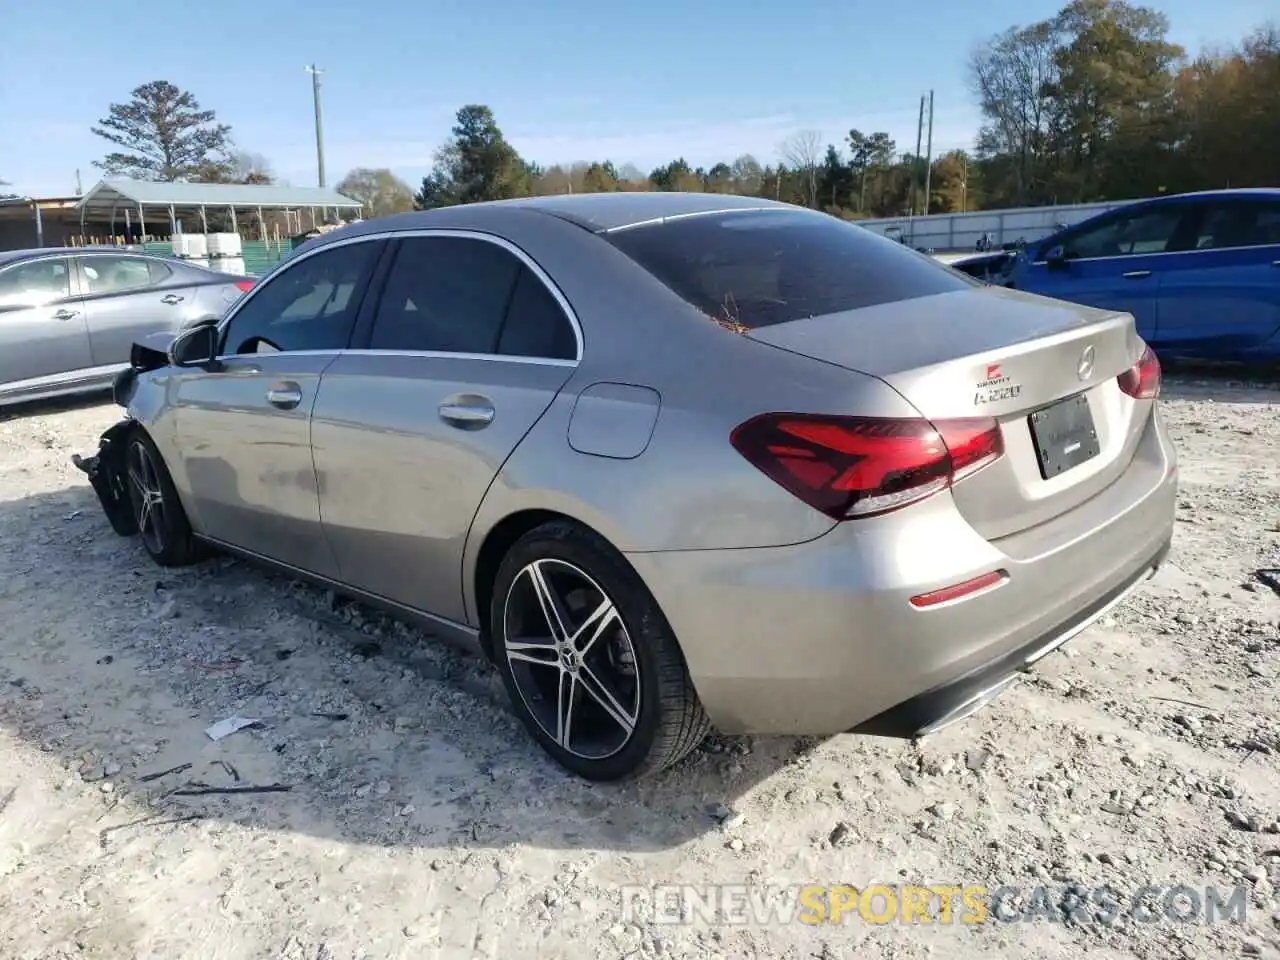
974,363,1022,405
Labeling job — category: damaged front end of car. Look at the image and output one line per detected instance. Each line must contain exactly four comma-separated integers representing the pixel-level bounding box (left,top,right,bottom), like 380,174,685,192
70,334,173,537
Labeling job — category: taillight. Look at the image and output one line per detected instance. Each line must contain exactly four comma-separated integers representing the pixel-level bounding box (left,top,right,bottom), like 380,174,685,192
234,279,255,293
729,413,1005,520
1117,344,1160,399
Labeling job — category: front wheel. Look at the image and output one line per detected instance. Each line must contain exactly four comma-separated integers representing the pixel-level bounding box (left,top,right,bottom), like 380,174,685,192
490,521,711,781
125,430,205,567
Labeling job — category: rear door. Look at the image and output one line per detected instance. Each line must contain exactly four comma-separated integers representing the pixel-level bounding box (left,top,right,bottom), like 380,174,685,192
1017,203,1195,341
1153,197,1280,359
0,255,93,391
312,231,579,624
168,237,386,575
78,254,196,365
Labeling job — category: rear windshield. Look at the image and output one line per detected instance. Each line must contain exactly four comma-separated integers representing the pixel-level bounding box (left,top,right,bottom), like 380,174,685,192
604,209,976,329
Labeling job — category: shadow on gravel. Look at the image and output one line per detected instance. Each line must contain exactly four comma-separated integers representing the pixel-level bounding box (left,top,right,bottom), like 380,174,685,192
0,483,823,856
1160,361,1280,402
0,390,114,423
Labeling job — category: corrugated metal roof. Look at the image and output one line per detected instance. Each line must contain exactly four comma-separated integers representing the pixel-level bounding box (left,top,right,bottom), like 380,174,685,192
77,178,363,211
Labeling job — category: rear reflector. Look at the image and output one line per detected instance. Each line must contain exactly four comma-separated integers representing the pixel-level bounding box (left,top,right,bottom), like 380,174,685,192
234,279,255,293
730,413,1004,520
1117,344,1160,399
910,569,1009,608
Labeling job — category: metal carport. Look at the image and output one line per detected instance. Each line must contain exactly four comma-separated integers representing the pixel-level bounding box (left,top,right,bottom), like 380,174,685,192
75,178,365,241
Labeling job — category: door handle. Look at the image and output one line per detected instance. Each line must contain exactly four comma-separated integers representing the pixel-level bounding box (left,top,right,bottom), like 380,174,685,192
439,401,495,428
1271,260,1280,267
266,383,303,410
161,294,185,305
53,308,78,321
1122,270,1152,279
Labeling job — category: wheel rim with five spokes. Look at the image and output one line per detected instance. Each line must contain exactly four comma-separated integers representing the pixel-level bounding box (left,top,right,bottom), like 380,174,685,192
126,441,167,555
502,558,640,761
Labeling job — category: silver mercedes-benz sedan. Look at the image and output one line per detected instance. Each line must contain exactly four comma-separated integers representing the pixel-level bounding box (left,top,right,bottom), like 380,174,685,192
0,247,253,406
73,193,1177,781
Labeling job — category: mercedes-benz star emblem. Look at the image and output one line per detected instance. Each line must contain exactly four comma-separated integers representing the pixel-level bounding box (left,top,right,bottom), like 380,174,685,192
1077,345,1096,381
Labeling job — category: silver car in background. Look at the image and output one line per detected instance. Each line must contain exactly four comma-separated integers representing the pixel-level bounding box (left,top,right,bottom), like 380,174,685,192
74,194,1177,781
0,248,253,405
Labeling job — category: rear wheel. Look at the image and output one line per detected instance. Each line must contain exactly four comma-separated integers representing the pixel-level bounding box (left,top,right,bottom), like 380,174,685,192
490,520,710,781
125,430,204,567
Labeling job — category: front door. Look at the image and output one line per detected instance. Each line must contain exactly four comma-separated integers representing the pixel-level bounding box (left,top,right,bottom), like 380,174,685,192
1019,204,1195,341
0,256,93,394
170,237,386,575
312,233,580,624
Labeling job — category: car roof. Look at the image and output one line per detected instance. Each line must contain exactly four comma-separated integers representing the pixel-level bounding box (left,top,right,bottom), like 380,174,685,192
1118,188,1280,213
492,192,797,232
1156,188,1280,201
0,245,174,266
309,192,800,247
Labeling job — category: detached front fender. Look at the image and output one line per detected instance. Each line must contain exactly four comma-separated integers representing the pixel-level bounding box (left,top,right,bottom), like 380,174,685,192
71,419,138,537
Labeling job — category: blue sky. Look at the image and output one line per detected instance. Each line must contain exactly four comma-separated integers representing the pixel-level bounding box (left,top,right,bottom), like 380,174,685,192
1,0,1273,197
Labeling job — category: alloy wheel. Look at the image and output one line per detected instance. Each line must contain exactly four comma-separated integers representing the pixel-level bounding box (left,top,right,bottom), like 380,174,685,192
502,558,640,760
126,441,167,556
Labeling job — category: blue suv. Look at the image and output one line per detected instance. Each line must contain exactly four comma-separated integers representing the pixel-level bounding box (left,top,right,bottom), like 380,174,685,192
1008,189,1280,364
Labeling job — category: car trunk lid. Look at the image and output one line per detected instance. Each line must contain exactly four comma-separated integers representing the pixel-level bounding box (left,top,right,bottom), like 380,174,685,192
745,286,1153,540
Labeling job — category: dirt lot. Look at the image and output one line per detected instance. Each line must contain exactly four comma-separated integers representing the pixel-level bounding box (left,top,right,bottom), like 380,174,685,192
0,375,1278,960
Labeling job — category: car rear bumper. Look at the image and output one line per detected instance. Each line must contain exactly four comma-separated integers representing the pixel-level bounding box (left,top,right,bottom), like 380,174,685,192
625,406,1178,736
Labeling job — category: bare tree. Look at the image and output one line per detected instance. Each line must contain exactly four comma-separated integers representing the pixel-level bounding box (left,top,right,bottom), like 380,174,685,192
336,167,416,218
231,151,275,185
779,130,824,207
969,22,1059,204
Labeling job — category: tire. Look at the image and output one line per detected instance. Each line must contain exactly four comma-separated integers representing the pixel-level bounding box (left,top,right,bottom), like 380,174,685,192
124,429,205,567
490,520,711,781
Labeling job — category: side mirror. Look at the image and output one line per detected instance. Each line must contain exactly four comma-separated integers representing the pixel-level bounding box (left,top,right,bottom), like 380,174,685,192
167,324,220,370
1044,244,1069,269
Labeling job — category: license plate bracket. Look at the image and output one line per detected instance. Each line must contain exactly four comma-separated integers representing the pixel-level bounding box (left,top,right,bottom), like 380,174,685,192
1028,393,1099,479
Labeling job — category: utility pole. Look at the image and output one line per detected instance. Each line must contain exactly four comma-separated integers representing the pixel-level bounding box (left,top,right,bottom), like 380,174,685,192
922,90,935,217
75,169,83,196
908,94,924,226
306,65,326,188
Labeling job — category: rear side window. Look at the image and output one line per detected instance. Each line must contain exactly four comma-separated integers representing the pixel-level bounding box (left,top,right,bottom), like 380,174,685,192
82,256,156,295
1193,201,1280,250
603,209,976,330
497,267,577,360
371,236,520,354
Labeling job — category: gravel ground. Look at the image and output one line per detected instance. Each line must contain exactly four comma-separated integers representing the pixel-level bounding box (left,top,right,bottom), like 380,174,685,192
0,374,1277,960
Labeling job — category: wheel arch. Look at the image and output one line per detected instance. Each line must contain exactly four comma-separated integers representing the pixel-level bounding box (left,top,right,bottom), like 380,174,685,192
469,507,623,660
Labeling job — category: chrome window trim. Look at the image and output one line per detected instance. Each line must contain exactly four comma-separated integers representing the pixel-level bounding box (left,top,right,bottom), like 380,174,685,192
0,253,73,278
215,228,584,366
1030,239,1280,266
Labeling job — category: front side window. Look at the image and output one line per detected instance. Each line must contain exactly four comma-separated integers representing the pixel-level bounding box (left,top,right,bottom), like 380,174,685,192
369,236,521,354
82,256,157,295
1062,207,1186,260
0,258,71,308
603,209,976,330
221,240,381,355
